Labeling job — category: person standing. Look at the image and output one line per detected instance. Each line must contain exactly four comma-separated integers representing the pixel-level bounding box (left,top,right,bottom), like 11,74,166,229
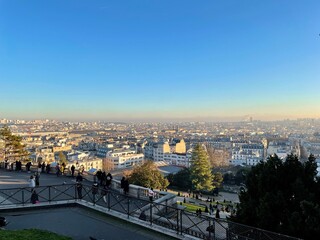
61,162,66,176
105,173,113,189
26,162,32,173
96,169,102,185
76,173,83,199
37,162,42,173
46,163,51,174
34,172,40,187
101,171,106,185
56,163,60,177
91,182,99,202
120,177,125,194
41,162,45,173
215,209,220,219
123,178,129,195
71,165,75,178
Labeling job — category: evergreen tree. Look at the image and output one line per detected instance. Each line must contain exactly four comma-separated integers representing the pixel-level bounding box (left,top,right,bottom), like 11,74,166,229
190,144,214,191
232,154,320,240
212,172,223,189
129,161,169,189
0,125,29,163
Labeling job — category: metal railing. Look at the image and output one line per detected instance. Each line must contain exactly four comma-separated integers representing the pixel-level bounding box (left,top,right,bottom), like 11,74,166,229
0,184,301,240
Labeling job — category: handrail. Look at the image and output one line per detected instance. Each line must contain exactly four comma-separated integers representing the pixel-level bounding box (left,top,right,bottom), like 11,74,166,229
0,184,301,240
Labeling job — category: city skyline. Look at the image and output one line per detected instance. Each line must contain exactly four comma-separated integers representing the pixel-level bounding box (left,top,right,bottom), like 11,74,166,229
1,1,319,121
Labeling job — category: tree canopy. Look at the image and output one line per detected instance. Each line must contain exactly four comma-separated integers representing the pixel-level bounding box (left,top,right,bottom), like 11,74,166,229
0,125,29,162
190,144,214,191
58,152,67,165
167,168,193,190
129,161,169,189
232,154,320,240
204,143,230,167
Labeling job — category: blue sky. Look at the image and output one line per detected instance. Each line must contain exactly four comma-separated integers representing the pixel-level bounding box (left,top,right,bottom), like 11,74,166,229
0,0,319,121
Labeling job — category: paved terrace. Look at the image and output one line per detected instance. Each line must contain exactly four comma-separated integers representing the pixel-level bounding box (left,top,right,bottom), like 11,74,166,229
1,206,174,240
0,169,178,240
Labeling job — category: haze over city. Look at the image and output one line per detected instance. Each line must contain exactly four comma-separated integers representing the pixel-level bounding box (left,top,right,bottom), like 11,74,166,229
0,0,319,121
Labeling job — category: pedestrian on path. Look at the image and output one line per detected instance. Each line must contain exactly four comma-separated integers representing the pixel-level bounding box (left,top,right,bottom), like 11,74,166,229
71,165,75,178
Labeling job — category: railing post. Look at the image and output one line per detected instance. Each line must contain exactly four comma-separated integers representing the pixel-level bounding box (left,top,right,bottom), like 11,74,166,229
213,218,216,240
108,192,111,210
48,186,51,202
176,209,180,234
127,197,130,219
22,189,25,205
180,209,183,235
208,218,211,240
150,202,153,226
165,199,168,214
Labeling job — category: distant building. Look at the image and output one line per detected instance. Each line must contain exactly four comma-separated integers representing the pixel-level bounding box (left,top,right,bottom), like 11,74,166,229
230,143,264,166
163,152,192,167
96,144,114,158
171,139,186,154
105,149,144,169
153,142,171,161
30,147,55,163
75,158,103,172
267,139,295,159
144,139,186,162
67,151,90,161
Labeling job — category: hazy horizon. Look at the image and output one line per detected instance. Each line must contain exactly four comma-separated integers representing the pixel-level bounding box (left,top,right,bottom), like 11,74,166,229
1,1,319,121
1,114,320,123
